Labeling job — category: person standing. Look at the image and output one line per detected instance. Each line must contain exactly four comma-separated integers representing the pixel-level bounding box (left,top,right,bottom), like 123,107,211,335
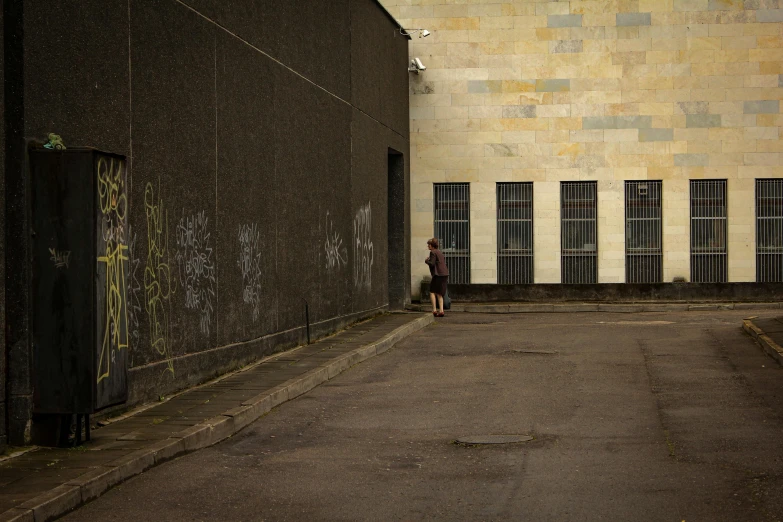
425,238,449,317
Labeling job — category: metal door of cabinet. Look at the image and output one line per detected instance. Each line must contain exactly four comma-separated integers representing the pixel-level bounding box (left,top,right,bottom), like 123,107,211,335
30,148,129,415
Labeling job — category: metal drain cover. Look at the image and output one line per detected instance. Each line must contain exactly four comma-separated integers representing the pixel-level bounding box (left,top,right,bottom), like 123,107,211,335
456,435,533,445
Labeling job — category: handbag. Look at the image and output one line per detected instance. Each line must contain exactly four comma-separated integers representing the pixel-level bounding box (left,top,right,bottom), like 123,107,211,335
443,290,451,310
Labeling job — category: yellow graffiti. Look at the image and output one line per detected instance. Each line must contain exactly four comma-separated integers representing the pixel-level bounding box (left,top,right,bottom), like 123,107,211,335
97,244,129,382
97,157,129,384
144,182,175,374
97,157,127,220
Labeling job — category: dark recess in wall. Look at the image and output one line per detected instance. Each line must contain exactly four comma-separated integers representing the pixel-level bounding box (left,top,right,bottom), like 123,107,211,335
388,149,406,310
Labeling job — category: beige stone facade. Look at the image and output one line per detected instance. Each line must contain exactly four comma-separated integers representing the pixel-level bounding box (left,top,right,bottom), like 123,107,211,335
380,0,783,295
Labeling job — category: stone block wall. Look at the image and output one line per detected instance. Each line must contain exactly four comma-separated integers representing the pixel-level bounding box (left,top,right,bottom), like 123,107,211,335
381,0,783,294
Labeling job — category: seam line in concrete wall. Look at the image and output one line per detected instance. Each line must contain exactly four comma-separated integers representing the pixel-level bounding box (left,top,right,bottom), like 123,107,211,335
126,305,389,373
127,0,133,166
173,0,406,141
214,32,220,343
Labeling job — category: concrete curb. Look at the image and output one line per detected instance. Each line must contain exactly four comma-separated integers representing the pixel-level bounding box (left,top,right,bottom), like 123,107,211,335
742,319,783,367
408,302,782,314
2,314,434,522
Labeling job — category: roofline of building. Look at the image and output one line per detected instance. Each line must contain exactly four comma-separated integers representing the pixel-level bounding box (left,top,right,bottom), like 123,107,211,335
373,0,412,40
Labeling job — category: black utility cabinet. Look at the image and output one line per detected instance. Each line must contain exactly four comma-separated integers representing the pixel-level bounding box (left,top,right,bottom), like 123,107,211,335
30,148,129,416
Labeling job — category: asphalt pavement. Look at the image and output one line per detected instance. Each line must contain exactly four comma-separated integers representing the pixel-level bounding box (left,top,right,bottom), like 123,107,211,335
62,311,783,521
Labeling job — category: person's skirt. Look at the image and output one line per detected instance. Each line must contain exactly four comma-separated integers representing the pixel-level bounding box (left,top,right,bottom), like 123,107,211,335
430,275,448,296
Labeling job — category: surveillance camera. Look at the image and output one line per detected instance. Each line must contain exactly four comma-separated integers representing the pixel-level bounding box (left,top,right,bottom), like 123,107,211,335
408,57,427,74
401,27,431,38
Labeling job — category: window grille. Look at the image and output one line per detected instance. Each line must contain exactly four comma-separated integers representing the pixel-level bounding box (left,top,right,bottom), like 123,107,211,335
690,180,727,283
561,182,597,284
497,183,533,284
756,179,783,282
625,181,663,283
434,183,470,284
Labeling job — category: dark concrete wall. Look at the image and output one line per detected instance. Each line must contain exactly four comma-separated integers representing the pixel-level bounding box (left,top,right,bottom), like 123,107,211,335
352,0,410,139
5,0,30,446
0,0,6,451
5,0,409,439
23,0,130,155
446,283,783,303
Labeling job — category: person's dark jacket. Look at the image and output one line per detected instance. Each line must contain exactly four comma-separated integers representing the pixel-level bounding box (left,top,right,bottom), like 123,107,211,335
426,249,449,277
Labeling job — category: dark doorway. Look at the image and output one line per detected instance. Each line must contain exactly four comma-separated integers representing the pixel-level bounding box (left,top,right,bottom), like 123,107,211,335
387,149,405,310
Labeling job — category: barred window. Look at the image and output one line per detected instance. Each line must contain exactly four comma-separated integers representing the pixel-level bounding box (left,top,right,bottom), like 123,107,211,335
561,182,597,284
434,183,470,284
690,180,727,283
497,183,533,284
756,179,783,282
625,181,662,283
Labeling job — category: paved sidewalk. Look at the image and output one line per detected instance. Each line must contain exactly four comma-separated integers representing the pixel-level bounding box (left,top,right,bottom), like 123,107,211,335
409,301,782,313
743,315,783,367
0,312,432,522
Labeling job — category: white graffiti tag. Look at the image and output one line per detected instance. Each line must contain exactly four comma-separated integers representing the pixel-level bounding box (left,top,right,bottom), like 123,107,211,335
175,210,216,335
238,223,263,321
353,202,374,291
49,248,71,269
324,211,347,271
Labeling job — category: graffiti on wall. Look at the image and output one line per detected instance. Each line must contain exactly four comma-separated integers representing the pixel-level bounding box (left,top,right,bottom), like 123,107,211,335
353,202,374,291
144,182,175,374
176,210,216,335
97,157,129,383
324,211,347,271
49,248,71,269
126,225,143,349
238,223,263,321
